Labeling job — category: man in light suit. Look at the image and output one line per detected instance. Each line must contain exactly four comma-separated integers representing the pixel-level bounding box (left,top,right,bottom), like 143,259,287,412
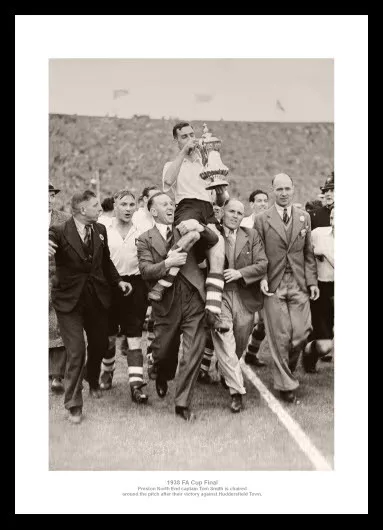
211,199,268,412
136,192,219,421
254,174,319,403
49,190,131,423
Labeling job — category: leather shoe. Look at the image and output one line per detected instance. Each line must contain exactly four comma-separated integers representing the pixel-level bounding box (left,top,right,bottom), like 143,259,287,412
175,406,195,422
155,378,168,398
244,353,266,368
51,377,64,393
279,390,297,403
89,388,102,399
100,371,113,390
302,352,318,373
320,354,333,363
205,310,230,332
68,406,82,424
230,393,243,413
131,386,148,404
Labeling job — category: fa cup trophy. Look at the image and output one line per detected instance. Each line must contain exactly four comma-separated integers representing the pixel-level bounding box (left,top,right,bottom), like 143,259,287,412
197,123,229,190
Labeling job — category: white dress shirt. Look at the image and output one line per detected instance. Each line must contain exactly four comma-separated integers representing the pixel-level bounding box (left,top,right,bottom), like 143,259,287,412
106,220,140,276
163,154,212,204
132,208,155,234
155,222,173,241
311,227,334,282
240,213,255,228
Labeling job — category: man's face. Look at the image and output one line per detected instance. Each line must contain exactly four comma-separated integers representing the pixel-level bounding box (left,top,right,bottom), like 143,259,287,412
151,194,175,225
223,200,244,231
49,191,56,212
324,189,334,207
175,126,195,151
114,194,136,223
250,193,269,215
81,196,103,223
273,174,294,207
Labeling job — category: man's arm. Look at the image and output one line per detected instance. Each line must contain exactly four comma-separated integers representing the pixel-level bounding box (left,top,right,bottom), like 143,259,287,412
100,228,122,286
136,235,169,281
303,214,318,287
238,230,268,286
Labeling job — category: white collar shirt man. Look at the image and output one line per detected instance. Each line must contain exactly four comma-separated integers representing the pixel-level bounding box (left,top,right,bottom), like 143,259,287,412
132,207,155,234
106,220,140,276
162,154,212,205
311,226,334,282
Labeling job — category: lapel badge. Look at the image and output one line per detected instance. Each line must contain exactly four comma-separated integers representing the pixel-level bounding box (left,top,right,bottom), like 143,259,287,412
299,215,305,222
99,234,104,241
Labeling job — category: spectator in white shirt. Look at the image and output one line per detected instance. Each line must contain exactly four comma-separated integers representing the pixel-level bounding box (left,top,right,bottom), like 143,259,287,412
98,197,115,228
132,185,160,234
303,208,334,372
241,189,269,228
99,189,149,404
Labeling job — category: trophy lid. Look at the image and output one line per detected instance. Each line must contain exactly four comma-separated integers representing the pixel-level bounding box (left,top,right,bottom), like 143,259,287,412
201,123,220,144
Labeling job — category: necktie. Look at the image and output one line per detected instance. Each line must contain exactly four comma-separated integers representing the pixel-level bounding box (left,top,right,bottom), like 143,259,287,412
166,226,173,251
283,208,289,225
84,224,93,254
227,230,235,268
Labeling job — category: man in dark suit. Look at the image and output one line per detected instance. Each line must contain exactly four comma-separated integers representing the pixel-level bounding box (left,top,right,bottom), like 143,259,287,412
310,172,334,230
254,174,319,403
211,199,268,412
136,192,219,421
49,190,131,424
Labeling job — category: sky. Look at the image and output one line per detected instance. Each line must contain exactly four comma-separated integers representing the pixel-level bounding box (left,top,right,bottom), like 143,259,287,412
49,59,333,122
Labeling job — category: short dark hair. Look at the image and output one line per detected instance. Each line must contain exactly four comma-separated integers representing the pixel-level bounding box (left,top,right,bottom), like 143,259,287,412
101,197,114,212
249,189,269,203
147,191,170,212
113,189,136,202
71,190,97,213
172,122,192,139
142,185,160,198
271,173,294,187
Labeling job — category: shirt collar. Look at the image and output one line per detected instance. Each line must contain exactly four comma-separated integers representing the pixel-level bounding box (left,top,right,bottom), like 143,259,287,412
275,203,292,218
155,222,172,238
111,218,137,235
73,217,87,233
223,226,238,238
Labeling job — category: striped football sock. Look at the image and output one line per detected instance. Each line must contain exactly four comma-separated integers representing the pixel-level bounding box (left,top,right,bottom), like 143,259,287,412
205,273,224,314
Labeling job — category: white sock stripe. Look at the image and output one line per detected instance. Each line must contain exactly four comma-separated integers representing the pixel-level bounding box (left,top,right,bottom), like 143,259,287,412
206,291,223,302
206,278,225,289
102,356,116,365
102,364,115,372
169,267,179,275
128,367,144,375
159,279,172,287
205,305,221,314
129,376,144,383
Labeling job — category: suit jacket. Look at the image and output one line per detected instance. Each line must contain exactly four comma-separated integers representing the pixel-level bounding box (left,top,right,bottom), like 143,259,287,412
49,209,71,281
49,216,121,313
136,224,218,316
223,226,268,313
254,205,318,293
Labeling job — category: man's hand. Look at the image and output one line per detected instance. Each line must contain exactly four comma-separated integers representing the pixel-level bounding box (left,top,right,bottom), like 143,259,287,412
165,247,188,268
118,281,133,297
260,279,274,297
176,219,204,236
309,286,320,301
224,269,242,283
215,185,229,195
49,240,57,257
181,138,199,156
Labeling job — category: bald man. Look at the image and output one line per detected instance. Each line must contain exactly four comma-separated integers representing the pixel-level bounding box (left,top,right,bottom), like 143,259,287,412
254,174,319,403
211,199,268,412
